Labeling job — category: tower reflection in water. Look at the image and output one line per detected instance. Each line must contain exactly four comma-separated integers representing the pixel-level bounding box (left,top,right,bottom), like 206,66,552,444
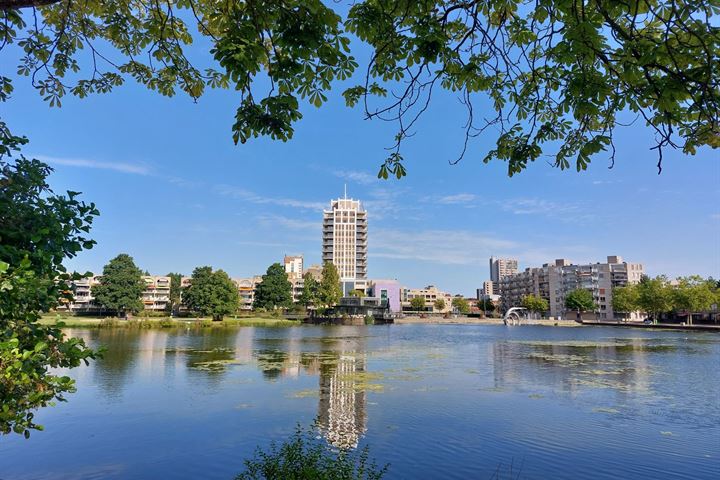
316,351,368,450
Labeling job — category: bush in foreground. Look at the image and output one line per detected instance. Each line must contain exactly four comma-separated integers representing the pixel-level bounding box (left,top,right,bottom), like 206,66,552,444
236,427,388,480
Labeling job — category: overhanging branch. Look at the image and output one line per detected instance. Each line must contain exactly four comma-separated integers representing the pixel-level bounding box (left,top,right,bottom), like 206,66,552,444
1,0,60,9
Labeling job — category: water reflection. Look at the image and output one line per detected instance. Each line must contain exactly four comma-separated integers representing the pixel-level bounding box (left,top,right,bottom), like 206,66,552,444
316,339,368,450
61,328,720,451
492,339,659,396
5,326,719,480
80,327,375,449
252,335,370,449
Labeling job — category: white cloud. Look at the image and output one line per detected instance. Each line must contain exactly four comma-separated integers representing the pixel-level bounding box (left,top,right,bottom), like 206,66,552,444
436,193,479,204
37,155,151,175
369,227,597,271
371,228,519,265
215,184,326,211
499,197,596,223
257,214,320,231
711,213,720,220
333,170,376,185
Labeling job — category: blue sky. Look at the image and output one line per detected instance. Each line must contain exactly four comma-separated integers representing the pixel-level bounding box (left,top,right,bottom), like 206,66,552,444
4,43,719,296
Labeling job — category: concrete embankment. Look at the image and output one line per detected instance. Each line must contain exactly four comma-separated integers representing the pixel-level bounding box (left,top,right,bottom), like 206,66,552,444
395,316,580,327
581,320,720,331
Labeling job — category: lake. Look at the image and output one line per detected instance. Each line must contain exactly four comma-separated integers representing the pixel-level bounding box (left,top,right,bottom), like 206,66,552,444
1,324,718,479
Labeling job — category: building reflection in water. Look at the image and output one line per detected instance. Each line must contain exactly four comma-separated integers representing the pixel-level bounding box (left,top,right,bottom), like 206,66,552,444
82,327,372,449
491,338,654,397
248,331,370,449
317,351,368,450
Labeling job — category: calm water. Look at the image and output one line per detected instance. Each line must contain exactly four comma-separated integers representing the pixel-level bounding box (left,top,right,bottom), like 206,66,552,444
1,324,718,479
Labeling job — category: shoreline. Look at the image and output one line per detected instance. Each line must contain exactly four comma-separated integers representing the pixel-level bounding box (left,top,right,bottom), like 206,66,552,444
39,315,301,328
40,314,719,331
395,316,581,326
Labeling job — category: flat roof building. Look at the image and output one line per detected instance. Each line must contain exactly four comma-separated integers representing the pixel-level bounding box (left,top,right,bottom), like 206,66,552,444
283,255,304,280
489,256,518,284
499,255,644,320
322,193,367,295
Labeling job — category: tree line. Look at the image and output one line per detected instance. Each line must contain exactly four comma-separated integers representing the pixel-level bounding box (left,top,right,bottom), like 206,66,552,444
517,276,720,322
612,275,719,324
89,254,344,320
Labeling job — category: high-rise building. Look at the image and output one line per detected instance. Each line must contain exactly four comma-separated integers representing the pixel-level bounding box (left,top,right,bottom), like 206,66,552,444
283,255,304,280
322,193,367,295
489,256,519,284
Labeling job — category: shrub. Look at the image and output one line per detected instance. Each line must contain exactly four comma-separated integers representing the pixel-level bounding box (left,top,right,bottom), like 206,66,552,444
364,315,375,325
136,310,169,318
235,426,388,480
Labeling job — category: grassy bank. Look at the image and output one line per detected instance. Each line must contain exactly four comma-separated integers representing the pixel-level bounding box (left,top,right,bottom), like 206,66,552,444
39,314,301,328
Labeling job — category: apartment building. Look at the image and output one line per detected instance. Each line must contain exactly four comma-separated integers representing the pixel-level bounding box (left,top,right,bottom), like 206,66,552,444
480,280,495,297
401,285,454,313
499,256,645,320
62,275,172,313
61,276,102,313
322,194,368,295
233,276,263,310
304,264,323,281
283,255,304,280
489,256,518,284
141,276,171,311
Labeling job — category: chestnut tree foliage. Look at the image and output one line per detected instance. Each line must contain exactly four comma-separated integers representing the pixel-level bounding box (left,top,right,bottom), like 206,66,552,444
0,0,717,177
0,150,99,437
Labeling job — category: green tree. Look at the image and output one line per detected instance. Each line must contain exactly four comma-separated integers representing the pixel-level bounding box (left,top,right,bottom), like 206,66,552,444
433,298,446,312
298,272,319,308
477,298,495,316
183,266,240,320
92,254,145,317
612,284,640,321
673,276,716,325
521,294,549,317
636,275,674,323
349,289,365,298
410,296,426,312
167,272,183,314
0,157,99,437
3,1,716,179
318,262,342,307
236,426,387,479
452,297,470,314
253,263,292,310
565,289,597,319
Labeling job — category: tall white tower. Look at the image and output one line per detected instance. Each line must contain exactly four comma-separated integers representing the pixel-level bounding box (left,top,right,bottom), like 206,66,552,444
322,191,367,294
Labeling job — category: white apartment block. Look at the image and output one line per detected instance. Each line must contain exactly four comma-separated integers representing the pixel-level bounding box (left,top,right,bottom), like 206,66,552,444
141,276,171,310
401,285,454,313
62,275,172,313
60,275,101,313
499,256,644,320
233,276,263,310
283,255,304,280
322,195,368,295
